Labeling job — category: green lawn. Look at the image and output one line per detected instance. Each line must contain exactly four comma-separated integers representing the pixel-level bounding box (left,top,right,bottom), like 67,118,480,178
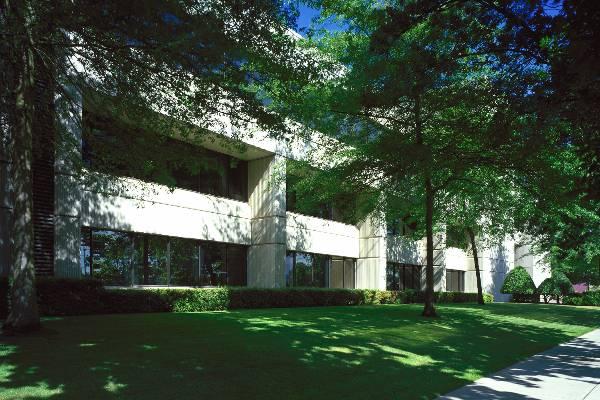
1,303,599,400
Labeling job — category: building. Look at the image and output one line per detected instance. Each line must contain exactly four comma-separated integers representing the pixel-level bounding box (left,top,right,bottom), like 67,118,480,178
0,96,550,301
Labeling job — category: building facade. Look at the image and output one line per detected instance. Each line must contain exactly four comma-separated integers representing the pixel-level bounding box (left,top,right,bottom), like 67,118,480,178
0,95,550,300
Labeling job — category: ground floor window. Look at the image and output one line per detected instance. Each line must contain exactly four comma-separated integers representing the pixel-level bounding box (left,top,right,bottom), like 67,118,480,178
446,269,465,292
285,251,356,289
80,227,247,286
386,263,422,291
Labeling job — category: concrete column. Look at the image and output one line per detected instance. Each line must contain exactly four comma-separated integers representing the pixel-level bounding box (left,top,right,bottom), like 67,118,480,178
54,86,83,277
247,155,286,288
433,232,446,291
357,214,387,290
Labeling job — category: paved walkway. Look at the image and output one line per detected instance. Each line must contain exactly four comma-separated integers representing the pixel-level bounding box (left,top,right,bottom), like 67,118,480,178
439,329,600,400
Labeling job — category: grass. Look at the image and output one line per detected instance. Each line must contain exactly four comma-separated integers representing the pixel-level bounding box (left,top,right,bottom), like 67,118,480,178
1,303,599,400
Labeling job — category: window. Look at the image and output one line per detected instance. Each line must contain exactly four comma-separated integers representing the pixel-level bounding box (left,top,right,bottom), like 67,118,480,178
285,161,359,224
83,109,248,201
446,269,465,292
386,217,415,237
330,257,356,289
446,226,468,248
89,230,135,286
285,251,355,288
80,228,247,287
286,174,333,220
386,263,422,291
169,237,199,286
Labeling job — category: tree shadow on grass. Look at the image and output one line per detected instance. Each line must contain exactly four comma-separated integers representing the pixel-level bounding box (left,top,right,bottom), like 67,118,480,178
0,304,599,400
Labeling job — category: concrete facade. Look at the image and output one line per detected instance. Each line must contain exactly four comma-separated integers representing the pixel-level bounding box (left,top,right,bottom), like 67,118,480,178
0,95,551,299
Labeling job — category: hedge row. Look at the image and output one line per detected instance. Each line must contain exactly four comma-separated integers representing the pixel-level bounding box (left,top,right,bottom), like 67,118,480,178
563,291,600,307
0,278,492,317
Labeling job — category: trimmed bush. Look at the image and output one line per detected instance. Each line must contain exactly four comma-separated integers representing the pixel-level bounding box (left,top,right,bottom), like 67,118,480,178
501,266,537,302
564,291,600,307
0,278,492,317
538,272,573,304
410,291,493,304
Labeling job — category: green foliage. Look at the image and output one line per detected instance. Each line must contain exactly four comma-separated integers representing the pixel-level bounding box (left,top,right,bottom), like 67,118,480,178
0,278,493,317
537,271,573,303
501,266,537,302
563,291,600,307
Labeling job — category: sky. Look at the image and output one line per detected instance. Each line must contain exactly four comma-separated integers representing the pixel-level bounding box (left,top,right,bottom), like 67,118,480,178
295,4,346,36
294,2,563,36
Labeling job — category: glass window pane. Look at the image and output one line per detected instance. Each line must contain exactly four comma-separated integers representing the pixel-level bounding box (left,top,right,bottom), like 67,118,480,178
80,227,92,276
294,253,314,287
405,265,414,290
331,257,344,289
91,230,133,286
343,258,355,289
227,158,248,201
226,245,247,286
313,255,329,288
200,242,226,286
135,235,168,285
386,263,395,290
170,238,199,286
454,270,460,292
398,265,406,290
414,266,421,290
285,252,294,287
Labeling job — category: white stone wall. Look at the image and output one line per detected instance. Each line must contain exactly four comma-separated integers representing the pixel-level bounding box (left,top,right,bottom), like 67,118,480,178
286,212,359,258
44,90,552,292
247,155,287,287
515,243,551,286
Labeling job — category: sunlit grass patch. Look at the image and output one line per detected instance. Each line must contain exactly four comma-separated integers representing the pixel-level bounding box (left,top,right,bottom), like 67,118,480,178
0,303,598,400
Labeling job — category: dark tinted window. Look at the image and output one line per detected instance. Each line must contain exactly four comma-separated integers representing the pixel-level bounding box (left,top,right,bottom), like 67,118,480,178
285,251,335,288
330,256,356,289
80,228,247,287
83,109,248,201
446,269,465,292
386,263,422,291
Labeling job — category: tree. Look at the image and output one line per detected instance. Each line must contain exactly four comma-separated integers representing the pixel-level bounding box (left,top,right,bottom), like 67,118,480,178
0,0,307,333
266,1,554,317
538,271,573,304
441,164,541,304
501,266,537,302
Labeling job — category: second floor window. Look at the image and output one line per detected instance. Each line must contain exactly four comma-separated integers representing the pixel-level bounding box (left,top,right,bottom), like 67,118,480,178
82,107,248,201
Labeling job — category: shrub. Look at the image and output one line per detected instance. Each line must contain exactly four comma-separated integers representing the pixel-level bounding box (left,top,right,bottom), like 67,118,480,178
501,266,537,302
538,272,573,304
564,291,600,307
0,278,492,317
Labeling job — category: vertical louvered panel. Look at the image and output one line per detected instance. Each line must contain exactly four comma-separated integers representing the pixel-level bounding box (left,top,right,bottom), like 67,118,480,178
32,151,55,276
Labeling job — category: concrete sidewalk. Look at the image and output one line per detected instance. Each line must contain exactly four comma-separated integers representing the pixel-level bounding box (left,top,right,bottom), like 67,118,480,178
439,329,600,400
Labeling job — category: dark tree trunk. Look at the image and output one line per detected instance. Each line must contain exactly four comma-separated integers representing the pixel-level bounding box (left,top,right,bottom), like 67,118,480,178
422,176,437,317
466,227,484,305
3,0,41,334
414,94,437,317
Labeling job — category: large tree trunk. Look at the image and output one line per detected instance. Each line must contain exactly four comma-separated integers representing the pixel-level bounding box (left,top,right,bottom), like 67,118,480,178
3,0,41,334
422,176,437,317
414,94,437,317
466,227,484,305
